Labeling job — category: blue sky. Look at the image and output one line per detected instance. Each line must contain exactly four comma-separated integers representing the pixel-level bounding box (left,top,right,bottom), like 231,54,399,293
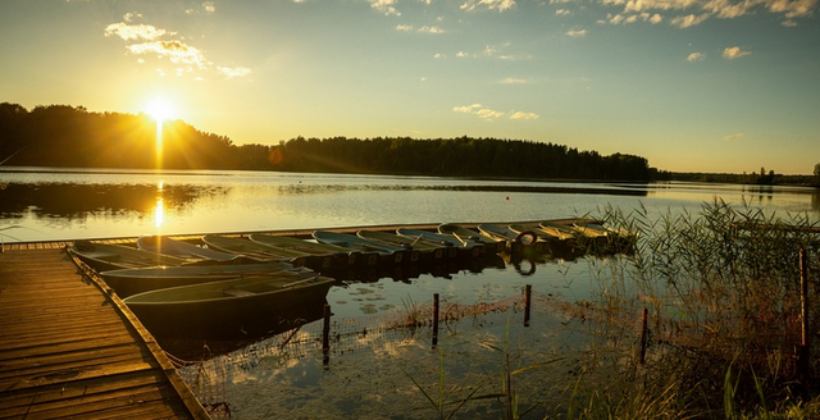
1,0,818,174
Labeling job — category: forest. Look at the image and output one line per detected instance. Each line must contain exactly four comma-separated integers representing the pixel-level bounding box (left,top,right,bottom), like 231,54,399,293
1,102,652,180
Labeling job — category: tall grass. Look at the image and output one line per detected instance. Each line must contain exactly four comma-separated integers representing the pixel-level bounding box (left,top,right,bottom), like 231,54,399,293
582,199,820,417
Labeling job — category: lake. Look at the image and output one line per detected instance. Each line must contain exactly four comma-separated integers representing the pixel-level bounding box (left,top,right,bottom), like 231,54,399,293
2,167,819,419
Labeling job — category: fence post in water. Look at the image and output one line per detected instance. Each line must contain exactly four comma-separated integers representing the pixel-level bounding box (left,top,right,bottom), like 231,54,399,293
524,284,532,327
640,308,649,364
432,293,440,348
798,249,811,381
323,304,331,353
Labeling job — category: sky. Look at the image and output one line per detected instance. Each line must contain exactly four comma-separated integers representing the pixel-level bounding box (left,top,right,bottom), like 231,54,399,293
1,0,818,174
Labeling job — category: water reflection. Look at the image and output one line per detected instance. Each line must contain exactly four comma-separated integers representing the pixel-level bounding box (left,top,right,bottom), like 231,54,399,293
0,182,228,219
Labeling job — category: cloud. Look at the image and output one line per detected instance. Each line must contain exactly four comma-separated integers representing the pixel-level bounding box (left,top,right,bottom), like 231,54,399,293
368,0,401,15
556,8,572,15
219,66,252,79
123,12,142,23
104,23,169,41
453,103,483,113
418,26,445,33
670,13,711,28
396,24,414,31
453,104,539,120
203,2,216,14
510,111,540,119
106,21,251,79
601,0,817,28
723,46,751,59
687,52,705,61
500,77,528,84
565,29,588,37
724,132,745,141
461,0,516,12
127,40,209,68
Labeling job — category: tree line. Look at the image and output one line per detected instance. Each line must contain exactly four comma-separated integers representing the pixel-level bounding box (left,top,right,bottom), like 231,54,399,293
0,102,655,180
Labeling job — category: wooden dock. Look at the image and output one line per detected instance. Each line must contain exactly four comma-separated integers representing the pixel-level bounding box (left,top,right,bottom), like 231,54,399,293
0,244,210,419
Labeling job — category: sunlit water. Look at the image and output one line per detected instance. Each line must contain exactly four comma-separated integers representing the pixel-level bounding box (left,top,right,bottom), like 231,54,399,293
2,167,819,418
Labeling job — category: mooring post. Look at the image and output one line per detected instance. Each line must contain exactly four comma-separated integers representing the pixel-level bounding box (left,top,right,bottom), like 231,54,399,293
322,304,331,352
524,284,532,327
432,293,440,348
798,248,811,381
640,308,649,364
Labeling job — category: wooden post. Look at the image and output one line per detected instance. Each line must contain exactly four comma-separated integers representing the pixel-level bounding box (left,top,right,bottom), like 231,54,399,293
797,249,811,381
322,304,331,351
524,284,532,327
322,304,331,366
432,293,439,348
640,308,649,364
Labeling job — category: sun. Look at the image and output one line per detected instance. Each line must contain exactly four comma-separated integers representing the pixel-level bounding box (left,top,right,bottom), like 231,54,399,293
144,97,176,123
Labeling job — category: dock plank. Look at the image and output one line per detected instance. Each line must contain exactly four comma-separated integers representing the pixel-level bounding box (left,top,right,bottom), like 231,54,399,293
0,248,209,419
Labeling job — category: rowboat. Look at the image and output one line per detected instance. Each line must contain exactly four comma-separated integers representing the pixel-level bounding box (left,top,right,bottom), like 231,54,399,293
395,228,484,258
202,234,312,267
437,223,507,254
477,224,547,253
123,271,334,339
249,233,360,268
313,230,417,265
357,229,448,263
137,235,243,262
100,261,297,298
69,240,191,271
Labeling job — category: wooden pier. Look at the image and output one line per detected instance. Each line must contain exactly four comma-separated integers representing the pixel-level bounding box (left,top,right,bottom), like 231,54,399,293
0,243,210,419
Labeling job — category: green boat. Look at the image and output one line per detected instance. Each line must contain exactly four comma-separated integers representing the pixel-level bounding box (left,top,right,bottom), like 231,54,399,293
100,261,298,298
249,233,360,268
123,271,334,339
357,229,448,263
203,234,312,267
70,240,192,272
313,230,417,265
396,228,484,258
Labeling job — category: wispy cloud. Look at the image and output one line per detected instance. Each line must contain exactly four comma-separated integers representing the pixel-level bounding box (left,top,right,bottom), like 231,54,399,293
105,16,250,80
687,52,705,61
368,0,401,16
601,0,817,28
127,40,208,69
670,13,710,28
724,132,745,141
500,77,528,84
453,104,539,120
104,23,169,41
461,0,516,12
219,66,252,79
510,111,539,120
723,46,751,59
565,29,588,37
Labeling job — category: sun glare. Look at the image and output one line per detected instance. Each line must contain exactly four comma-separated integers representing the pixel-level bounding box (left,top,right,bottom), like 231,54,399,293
145,97,176,123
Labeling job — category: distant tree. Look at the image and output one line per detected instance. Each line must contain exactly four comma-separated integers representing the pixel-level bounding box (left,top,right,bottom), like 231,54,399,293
814,163,820,184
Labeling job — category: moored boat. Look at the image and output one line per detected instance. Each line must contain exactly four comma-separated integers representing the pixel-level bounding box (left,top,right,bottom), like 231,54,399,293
313,230,417,265
203,234,311,267
123,271,335,339
70,240,192,271
437,223,507,254
137,235,243,262
396,228,484,258
100,261,298,298
477,223,546,253
249,233,360,268
357,229,448,263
